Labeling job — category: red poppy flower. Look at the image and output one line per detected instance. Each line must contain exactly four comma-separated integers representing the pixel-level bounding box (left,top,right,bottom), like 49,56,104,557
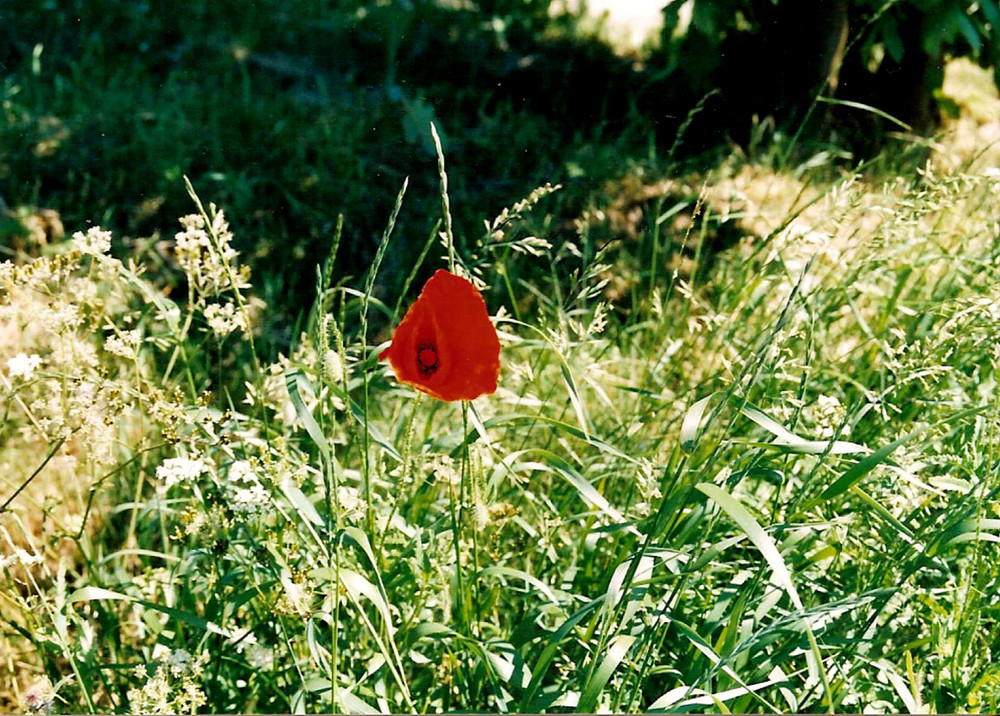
380,269,501,402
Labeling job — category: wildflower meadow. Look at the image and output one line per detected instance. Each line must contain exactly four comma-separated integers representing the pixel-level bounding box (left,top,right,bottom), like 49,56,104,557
4,1,1000,714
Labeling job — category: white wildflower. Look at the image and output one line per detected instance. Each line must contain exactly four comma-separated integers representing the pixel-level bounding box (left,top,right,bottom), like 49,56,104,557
105,329,142,358
72,226,112,256
127,667,170,714
174,210,249,299
156,457,211,488
62,513,85,536
232,482,269,515
0,260,15,285
7,352,42,378
39,302,81,333
809,394,849,438
430,456,461,487
166,648,193,677
228,628,274,670
228,628,257,653
336,485,366,522
276,577,313,617
128,650,208,714
204,302,245,337
228,460,269,514
228,460,258,485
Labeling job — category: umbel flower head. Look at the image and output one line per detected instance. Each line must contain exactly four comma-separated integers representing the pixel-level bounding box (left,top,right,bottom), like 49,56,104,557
380,269,501,402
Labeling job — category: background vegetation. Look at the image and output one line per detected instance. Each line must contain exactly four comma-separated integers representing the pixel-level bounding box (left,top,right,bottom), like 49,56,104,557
2,0,1000,712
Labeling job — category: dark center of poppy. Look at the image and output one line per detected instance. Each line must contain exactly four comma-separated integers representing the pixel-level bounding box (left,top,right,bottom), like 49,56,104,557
416,342,439,376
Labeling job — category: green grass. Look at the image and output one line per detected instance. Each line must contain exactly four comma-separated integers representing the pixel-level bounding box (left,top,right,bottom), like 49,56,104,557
3,134,1000,711
4,2,1000,714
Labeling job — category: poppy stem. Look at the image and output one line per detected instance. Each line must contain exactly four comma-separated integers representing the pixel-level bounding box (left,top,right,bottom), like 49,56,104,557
461,399,483,640
447,444,469,633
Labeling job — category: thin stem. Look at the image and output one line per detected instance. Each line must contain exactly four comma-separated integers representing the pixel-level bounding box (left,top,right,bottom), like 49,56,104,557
359,178,409,545
0,432,70,513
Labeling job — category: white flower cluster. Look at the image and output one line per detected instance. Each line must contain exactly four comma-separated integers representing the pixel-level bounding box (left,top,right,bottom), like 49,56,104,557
807,394,849,438
72,226,113,256
127,648,208,714
203,301,245,337
166,648,195,677
156,457,211,488
39,302,83,334
7,352,42,379
30,379,118,465
174,210,250,300
275,577,313,617
104,329,142,358
337,485,366,523
229,460,269,514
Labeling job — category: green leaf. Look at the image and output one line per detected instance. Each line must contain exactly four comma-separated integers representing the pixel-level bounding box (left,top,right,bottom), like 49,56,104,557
559,360,591,440
952,5,981,54
280,478,323,526
522,599,602,711
980,0,1000,28
338,689,378,714
649,673,787,711
696,483,802,610
816,428,918,502
644,616,781,712
69,587,227,635
579,634,636,711
479,566,562,605
443,410,638,464
338,568,393,631
882,18,905,63
739,403,866,455
484,645,532,689
116,263,181,332
811,403,990,507
68,586,129,603
525,449,637,534
327,378,403,462
931,518,1000,553
681,394,714,452
682,391,865,455
285,368,332,458
696,482,834,708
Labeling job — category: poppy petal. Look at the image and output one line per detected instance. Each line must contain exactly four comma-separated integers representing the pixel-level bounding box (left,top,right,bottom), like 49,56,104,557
380,269,501,402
